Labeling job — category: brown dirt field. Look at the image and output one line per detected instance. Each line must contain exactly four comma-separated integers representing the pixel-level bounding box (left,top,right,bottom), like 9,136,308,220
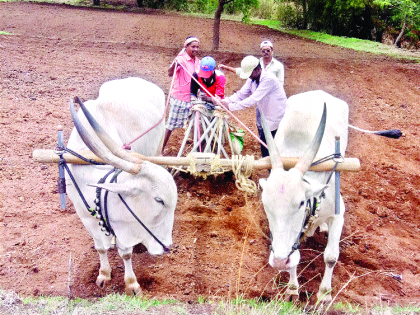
1,2,420,308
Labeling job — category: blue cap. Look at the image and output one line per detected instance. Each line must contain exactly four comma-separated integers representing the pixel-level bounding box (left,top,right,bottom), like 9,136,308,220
199,56,216,78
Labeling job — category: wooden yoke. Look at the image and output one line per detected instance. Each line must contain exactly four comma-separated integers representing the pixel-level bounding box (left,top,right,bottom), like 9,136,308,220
33,149,361,172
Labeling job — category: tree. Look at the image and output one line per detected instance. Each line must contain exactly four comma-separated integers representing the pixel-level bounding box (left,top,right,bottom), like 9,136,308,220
278,0,375,38
213,0,231,51
212,0,259,50
374,0,420,46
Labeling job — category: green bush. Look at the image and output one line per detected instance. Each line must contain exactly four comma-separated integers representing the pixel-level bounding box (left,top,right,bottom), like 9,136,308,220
186,0,219,14
165,0,189,11
276,1,303,28
251,0,276,20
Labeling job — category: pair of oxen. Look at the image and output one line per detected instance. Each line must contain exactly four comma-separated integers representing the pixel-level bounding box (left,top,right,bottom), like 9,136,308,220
66,77,348,301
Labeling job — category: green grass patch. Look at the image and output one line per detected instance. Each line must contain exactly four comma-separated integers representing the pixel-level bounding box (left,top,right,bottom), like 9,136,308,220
2,290,420,314
19,293,179,314
0,31,14,35
253,19,420,62
333,301,361,313
373,303,420,314
216,297,304,315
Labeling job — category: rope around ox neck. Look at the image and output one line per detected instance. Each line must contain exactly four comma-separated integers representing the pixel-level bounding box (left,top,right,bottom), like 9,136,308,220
231,155,257,195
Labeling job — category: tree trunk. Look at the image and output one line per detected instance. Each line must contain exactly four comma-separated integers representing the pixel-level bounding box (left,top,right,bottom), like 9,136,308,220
212,0,224,51
394,19,406,48
302,0,307,29
93,0,100,5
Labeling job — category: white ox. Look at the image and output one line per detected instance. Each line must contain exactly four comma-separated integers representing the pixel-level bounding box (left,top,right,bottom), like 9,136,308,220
66,77,177,295
260,90,348,301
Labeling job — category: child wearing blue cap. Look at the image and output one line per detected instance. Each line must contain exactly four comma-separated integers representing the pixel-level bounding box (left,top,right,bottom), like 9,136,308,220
190,56,226,109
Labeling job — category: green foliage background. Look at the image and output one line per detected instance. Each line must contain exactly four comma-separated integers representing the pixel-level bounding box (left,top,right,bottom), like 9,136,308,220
160,0,420,47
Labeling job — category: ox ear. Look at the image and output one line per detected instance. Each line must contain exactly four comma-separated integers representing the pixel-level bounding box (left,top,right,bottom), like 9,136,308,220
305,181,329,199
88,183,138,196
259,178,267,190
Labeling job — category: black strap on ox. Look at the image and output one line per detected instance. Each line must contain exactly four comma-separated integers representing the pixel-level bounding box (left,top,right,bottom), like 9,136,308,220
287,197,318,257
95,168,170,253
94,168,119,237
284,153,344,258
117,194,170,253
56,148,169,253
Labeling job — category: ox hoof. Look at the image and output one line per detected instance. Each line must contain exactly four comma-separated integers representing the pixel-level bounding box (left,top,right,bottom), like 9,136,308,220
96,272,111,288
285,289,299,302
316,290,332,302
285,293,299,303
125,279,142,296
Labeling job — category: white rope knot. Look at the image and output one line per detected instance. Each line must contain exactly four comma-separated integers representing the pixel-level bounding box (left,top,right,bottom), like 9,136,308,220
231,155,257,195
213,108,230,120
190,102,211,117
185,153,224,179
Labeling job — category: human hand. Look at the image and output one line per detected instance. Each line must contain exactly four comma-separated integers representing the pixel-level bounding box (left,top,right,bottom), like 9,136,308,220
218,64,226,70
219,99,229,108
174,56,183,65
211,95,221,105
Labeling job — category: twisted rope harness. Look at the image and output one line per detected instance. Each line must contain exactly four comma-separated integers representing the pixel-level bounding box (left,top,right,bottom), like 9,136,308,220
231,155,257,195
189,102,212,117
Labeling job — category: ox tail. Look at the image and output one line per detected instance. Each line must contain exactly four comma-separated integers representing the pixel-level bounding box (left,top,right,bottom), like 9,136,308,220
349,124,402,139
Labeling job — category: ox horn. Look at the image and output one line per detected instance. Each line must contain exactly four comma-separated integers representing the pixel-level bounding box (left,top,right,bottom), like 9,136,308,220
75,97,146,165
70,98,141,175
260,109,283,169
295,103,327,175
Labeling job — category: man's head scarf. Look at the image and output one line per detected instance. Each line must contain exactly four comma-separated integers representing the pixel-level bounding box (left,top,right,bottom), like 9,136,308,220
184,37,199,48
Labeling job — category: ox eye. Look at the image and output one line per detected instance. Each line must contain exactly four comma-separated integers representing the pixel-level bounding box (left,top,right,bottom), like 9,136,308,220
154,197,164,205
299,201,305,208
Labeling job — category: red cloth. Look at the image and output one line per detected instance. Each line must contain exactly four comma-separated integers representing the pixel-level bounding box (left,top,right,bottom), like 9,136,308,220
191,70,226,99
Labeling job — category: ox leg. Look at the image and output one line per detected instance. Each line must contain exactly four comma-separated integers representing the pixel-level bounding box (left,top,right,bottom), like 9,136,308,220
285,265,299,301
117,246,141,296
319,222,329,233
317,201,345,302
95,247,112,288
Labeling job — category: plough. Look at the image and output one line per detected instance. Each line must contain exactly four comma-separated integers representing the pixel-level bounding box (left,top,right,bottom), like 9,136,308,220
33,125,360,215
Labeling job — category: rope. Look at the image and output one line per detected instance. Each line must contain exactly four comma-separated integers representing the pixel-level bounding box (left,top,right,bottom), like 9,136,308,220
213,108,230,120
231,155,257,195
186,153,199,176
122,60,178,150
184,153,225,179
190,102,212,118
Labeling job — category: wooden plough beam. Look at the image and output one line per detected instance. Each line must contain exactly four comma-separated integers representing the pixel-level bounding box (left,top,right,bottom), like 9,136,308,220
33,149,361,172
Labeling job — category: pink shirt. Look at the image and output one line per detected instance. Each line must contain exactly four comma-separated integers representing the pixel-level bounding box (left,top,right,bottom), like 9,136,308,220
171,50,200,102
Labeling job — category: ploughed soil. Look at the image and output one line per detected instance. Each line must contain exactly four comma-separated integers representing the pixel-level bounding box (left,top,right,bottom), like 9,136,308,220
1,2,420,308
